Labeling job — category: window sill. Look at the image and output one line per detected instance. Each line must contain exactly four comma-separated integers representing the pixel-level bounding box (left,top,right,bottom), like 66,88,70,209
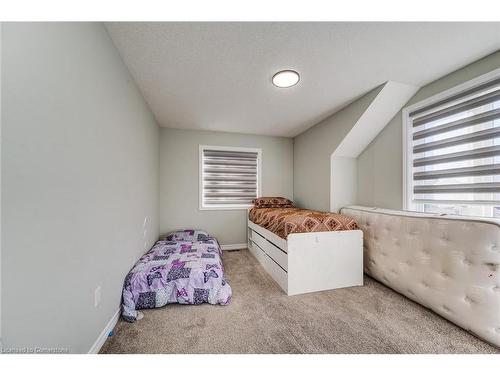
199,205,252,211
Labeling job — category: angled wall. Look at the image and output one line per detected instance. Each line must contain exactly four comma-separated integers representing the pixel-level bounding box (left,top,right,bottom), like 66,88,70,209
293,86,383,211
293,81,417,213
357,50,500,209
330,81,418,211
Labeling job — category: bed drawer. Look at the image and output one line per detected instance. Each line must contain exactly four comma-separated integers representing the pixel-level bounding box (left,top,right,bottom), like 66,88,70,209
249,240,288,293
251,228,267,249
251,231,288,271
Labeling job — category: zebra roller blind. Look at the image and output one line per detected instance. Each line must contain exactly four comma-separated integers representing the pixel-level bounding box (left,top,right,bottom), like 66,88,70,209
200,146,261,209
407,75,500,217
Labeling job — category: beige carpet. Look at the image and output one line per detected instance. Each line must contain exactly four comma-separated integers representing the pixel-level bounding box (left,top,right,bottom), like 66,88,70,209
100,249,499,354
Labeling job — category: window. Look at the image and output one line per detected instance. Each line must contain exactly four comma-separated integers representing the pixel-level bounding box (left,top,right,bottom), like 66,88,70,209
404,69,500,218
199,145,261,210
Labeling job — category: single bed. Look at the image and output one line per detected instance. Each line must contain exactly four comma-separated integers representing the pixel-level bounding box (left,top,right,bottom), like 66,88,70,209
247,197,363,296
249,206,358,239
122,230,232,322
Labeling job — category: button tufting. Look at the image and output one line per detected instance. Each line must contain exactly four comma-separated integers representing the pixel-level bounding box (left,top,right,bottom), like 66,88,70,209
483,262,499,272
350,206,500,347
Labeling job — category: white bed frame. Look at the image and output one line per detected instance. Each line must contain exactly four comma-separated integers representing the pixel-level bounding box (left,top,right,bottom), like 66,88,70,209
247,216,363,296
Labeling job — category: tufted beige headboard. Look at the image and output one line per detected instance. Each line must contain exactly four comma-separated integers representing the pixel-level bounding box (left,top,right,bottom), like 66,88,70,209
341,205,500,348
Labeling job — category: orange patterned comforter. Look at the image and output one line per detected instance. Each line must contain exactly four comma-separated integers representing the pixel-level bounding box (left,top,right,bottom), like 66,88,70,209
249,207,358,239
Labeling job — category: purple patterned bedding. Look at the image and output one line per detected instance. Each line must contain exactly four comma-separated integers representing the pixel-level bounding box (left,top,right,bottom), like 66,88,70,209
122,230,232,322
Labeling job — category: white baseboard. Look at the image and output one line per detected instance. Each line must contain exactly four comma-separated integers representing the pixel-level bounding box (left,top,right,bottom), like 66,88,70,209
221,243,247,251
88,307,120,354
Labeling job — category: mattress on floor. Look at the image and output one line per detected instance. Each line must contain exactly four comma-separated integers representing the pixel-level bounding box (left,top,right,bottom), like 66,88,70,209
249,207,359,239
121,230,232,322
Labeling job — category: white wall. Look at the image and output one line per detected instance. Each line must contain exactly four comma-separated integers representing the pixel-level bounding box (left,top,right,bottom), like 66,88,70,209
330,156,358,212
1,23,160,353
357,50,500,209
160,128,293,245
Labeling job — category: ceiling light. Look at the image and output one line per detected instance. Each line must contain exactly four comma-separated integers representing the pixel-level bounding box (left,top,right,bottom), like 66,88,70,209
272,70,300,88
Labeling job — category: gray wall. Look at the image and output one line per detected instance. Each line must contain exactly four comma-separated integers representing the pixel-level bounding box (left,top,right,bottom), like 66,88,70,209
357,50,500,209
160,128,293,245
293,86,382,211
1,23,160,353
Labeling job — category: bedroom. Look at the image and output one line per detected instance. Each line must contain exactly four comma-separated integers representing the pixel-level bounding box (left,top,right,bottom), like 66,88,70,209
1,0,500,372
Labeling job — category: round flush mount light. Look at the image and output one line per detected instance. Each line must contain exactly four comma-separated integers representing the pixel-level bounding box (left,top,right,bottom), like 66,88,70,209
272,70,300,88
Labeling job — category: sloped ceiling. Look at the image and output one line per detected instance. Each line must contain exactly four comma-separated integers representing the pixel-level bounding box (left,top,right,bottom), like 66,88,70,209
333,81,419,158
106,22,500,137
329,81,419,212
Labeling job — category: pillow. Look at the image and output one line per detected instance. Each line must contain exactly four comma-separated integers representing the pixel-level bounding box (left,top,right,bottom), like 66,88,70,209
163,229,210,242
252,197,294,208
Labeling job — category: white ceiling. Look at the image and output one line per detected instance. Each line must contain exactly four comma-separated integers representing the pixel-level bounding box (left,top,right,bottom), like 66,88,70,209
106,22,500,137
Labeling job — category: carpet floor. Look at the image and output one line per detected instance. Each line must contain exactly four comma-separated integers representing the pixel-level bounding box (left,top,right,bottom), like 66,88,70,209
100,249,499,354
